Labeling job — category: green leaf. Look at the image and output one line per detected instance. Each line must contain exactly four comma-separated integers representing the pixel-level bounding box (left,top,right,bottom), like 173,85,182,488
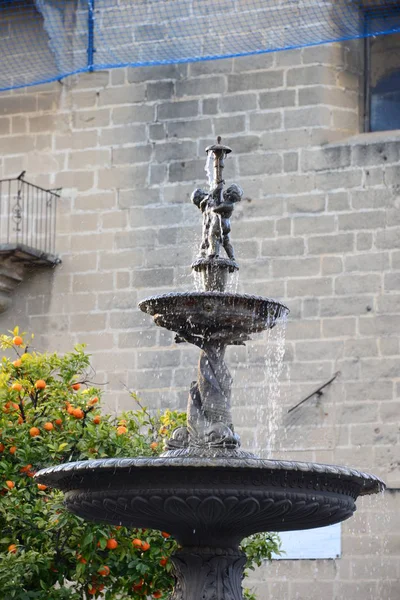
57,443,69,452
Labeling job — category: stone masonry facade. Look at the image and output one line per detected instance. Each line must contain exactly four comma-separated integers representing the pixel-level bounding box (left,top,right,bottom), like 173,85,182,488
0,40,398,599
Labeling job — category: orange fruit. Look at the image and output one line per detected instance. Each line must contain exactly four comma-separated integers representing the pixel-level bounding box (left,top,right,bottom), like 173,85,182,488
17,416,23,425
13,359,22,368
29,427,40,437
35,380,46,390
37,484,47,491
161,531,170,538
55,418,62,426
98,565,110,576
150,442,158,450
72,383,81,391
5,480,15,489
153,592,162,598
106,538,118,550
44,422,54,431
9,446,17,454
116,425,127,435
73,408,84,419
20,464,32,473
0,443,5,452
88,586,97,595
96,584,104,593
159,557,168,567
8,544,17,554
77,554,87,564
132,580,144,591
88,396,99,406
93,415,101,425
141,541,150,551
13,336,23,346
67,405,75,415
132,538,142,549
11,382,22,392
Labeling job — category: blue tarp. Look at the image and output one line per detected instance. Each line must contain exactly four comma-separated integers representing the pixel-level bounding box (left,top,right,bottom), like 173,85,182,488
0,0,399,91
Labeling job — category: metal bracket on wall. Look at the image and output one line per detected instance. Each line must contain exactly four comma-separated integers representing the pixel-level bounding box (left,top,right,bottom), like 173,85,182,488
287,371,341,414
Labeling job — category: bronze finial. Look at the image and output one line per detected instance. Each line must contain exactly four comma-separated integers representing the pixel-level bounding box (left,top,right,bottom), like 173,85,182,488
205,136,232,190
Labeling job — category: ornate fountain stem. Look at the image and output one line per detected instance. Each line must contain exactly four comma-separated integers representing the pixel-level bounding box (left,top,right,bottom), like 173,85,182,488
167,331,238,452
170,546,246,600
188,340,236,447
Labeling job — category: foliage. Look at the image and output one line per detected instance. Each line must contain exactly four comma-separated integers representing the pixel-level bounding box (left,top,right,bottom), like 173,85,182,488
0,328,281,600
241,532,282,600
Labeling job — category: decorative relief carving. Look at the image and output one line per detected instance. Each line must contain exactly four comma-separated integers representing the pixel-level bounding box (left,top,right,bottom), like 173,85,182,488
170,547,246,600
64,489,356,545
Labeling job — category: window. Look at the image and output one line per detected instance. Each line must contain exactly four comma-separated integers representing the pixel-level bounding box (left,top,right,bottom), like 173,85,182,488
364,6,400,132
273,523,341,560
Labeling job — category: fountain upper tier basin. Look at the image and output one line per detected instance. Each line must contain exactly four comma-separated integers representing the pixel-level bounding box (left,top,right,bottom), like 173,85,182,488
36,456,384,547
138,291,289,342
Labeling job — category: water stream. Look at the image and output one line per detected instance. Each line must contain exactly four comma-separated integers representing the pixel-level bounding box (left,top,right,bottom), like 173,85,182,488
204,151,213,190
228,313,288,457
257,316,288,457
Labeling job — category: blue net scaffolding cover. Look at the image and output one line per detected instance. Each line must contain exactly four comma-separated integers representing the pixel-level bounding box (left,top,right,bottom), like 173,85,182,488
0,0,400,91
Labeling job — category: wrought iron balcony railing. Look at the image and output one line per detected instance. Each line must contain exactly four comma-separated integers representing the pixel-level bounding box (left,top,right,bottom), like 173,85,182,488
0,172,60,265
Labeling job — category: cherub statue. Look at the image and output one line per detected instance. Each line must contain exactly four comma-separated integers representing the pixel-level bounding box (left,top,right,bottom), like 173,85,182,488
191,183,243,261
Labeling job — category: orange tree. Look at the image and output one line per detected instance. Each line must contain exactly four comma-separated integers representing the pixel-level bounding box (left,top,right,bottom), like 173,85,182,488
0,328,280,600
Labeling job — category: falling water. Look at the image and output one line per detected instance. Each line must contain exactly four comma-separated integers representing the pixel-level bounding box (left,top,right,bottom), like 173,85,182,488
229,312,288,457
193,270,203,292
204,151,213,189
254,315,288,457
225,270,239,294
342,490,392,597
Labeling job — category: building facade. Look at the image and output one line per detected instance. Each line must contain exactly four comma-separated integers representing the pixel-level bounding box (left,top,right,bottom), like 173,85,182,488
0,32,399,599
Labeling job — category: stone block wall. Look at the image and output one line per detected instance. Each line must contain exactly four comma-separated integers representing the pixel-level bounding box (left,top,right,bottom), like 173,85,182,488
0,39,398,599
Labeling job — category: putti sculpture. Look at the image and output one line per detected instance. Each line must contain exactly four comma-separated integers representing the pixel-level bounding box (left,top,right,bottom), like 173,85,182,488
191,137,242,290
37,139,384,600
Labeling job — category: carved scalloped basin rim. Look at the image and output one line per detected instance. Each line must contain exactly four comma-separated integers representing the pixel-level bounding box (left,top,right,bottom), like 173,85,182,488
139,292,289,317
138,291,289,334
35,456,385,496
138,292,289,319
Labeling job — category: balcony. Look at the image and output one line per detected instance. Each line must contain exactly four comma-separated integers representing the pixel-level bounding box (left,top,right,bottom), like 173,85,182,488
0,173,61,313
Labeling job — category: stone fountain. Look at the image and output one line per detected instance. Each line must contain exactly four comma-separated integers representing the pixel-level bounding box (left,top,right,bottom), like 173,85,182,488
36,139,384,599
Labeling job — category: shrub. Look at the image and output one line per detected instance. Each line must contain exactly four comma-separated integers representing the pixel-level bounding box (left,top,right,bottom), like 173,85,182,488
0,328,280,599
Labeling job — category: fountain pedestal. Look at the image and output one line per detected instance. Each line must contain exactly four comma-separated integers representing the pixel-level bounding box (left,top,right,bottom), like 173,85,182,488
170,546,246,600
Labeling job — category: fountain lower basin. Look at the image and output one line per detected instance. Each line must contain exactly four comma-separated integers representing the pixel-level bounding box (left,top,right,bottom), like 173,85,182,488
36,456,384,548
